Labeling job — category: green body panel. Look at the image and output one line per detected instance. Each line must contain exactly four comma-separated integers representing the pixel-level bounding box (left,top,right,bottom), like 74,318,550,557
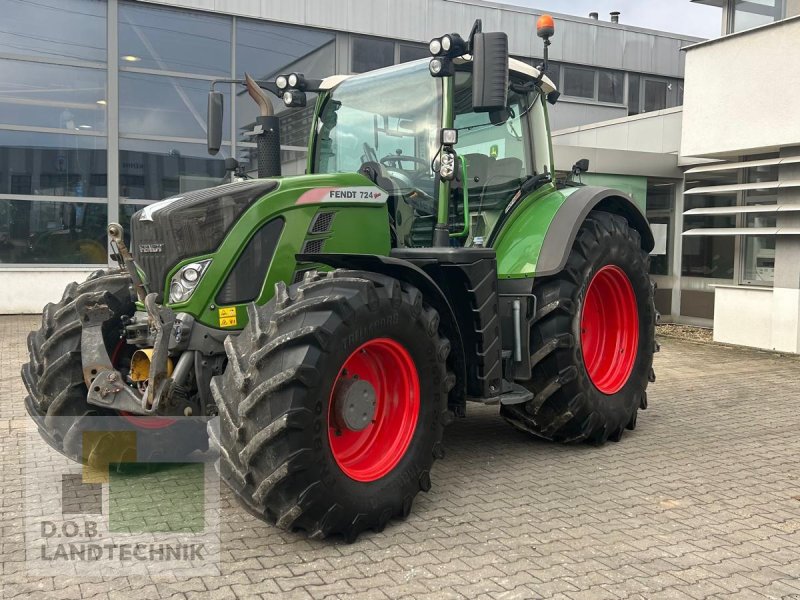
492,184,580,279
164,172,391,330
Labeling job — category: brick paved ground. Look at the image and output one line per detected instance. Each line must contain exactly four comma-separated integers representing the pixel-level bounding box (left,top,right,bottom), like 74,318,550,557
2,313,800,599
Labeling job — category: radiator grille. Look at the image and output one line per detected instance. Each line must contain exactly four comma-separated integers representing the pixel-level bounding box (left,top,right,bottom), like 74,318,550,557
301,238,324,254
309,211,335,234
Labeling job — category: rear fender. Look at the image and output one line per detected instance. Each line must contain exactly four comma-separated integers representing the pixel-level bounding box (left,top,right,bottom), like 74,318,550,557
296,252,467,417
493,185,654,279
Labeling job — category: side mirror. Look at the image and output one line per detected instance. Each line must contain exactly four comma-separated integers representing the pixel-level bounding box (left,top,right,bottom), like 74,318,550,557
472,31,509,112
224,157,239,172
573,159,590,174
207,91,224,156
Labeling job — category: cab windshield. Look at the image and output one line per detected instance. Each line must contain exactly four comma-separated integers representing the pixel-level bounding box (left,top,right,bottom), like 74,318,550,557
313,60,551,248
314,61,441,202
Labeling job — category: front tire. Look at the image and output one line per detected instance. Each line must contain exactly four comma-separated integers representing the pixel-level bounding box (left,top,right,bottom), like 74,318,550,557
501,210,656,444
21,269,134,460
22,269,205,464
210,270,452,540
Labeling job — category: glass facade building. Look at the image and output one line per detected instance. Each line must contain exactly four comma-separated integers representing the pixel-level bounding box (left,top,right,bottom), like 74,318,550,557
0,0,693,270
0,0,336,265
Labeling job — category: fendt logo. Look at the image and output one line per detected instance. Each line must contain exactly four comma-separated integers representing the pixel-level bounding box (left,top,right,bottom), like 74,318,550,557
137,243,164,253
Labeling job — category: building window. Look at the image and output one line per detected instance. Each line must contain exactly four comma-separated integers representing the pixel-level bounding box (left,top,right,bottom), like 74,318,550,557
0,0,107,63
731,0,785,33
236,18,335,80
0,199,108,264
398,44,429,63
627,76,683,116
119,1,231,76
562,65,595,99
0,130,107,198
646,180,675,276
235,17,335,159
119,139,228,201
598,70,624,104
741,161,779,285
682,171,737,279
351,37,394,74
0,59,107,131
643,79,668,112
119,72,230,139
628,74,641,116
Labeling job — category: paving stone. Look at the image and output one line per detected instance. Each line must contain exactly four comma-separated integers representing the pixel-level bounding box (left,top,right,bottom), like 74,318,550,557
3,318,800,598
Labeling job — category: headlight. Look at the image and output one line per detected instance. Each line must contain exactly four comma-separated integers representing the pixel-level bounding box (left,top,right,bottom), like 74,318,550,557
441,35,452,52
169,259,211,304
429,38,442,55
275,75,288,90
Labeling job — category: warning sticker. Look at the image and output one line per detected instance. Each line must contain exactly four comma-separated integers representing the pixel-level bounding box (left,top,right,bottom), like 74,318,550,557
218,307,237,328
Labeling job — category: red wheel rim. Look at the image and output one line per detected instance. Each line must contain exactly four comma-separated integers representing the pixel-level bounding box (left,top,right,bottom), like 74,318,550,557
580,265,639,395
111,340,176,430
328,338,420,482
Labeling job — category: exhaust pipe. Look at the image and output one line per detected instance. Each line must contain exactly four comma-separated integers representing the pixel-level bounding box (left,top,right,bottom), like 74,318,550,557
589,12,599,20
245,73,282,178
610,11,620,23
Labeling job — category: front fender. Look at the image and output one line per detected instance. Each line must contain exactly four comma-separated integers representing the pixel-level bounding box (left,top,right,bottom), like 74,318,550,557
296,252,467,417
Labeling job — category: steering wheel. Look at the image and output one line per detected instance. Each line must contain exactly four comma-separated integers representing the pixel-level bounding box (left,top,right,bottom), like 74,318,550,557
381,154,428,171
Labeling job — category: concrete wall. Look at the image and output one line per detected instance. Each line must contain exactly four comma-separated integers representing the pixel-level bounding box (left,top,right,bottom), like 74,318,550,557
713,285,800,352
551,107,684,179
0,268,101,314
549,100,628,132
553,107,683,155
681,16,800,158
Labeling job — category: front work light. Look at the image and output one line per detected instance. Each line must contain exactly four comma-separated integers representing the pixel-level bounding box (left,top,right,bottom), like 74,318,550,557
275,75,288,90
287,73,306,90
440,128,458,146
440,33,468,57
430,34,468,58
429,57,455,77
282,89,307,107
169,259,211,304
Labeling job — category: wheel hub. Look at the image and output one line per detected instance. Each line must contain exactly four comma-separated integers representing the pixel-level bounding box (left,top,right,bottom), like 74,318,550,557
333,377,377,432
580,264,639,395
327,338,420,482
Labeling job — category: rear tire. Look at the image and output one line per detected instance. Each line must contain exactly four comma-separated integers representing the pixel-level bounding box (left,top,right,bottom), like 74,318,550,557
501,210,656,444
209,270,452,540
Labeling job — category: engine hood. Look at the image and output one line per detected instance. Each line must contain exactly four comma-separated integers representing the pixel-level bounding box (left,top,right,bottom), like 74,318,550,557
131,179,278,298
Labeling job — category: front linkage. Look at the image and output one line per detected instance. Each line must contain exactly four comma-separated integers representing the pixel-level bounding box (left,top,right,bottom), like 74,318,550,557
80,222,223,421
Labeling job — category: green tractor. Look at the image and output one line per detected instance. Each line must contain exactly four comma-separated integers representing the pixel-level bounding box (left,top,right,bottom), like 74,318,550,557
22,17,656,540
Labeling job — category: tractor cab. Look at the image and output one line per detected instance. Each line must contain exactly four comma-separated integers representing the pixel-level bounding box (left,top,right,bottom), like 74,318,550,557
311,57,557,249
